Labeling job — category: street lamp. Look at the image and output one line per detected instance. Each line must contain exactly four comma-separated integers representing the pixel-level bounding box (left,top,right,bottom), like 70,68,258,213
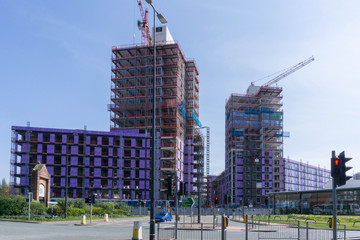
144,1,167,240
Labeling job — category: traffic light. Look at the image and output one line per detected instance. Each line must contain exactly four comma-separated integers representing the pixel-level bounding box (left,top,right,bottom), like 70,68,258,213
331,155,341,186
85,194,91,204
166,176,174,196
338,151,352,187
91,193,96,204
179,182,185,196
214,196,219,205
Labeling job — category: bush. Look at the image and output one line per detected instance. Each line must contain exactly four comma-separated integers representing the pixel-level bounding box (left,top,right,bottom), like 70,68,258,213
67,207,85,217
30,201,47,215
0,195,27,216
114,202,131,215
94,202,115,215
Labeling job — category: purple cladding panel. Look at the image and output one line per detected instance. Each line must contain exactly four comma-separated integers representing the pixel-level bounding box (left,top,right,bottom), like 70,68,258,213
94,168,101,177
131,159,135,168
97,136,102,145
62,145,66,154
47,166,54,175
61,178,65,187
74,135,79,144
95,147,101,156
85,179,89,187
85,168,89,177
236,189,243,195
47,156,54,165
50,134,55,143
109,137,113,146
86,136,90,145
146,160,150,168
70,167,77,176
62,135,67,143
131,139,135,147
130,180,135,189
37,155,42,163
61,167,65,176
86,147,90,155
131,149,135,158
131,170,135,178
37,144,42,153
47,145,54,154
238,182,244,188
109,148,113,156
70,156,78,166
108,158,113,167
269,182,273,188
237,174,243,180
94,158,101,166
73,189,76,198
139,170,145,179
140,150,145,158
94,179,101,188
139,160,145,168
71,146,78,155
61,156,66,165
146,170,150,179
61,189,64,198
70,178,77,187
146,181,150,189
108,179,112,187
236,158,244,164
139,180,145,189
38,133,43,142
108,169,112,177
85,157,90,166
236,166,243,172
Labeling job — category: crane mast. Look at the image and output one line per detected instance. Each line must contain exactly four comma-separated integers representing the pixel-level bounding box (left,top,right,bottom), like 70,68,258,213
137,0,152,46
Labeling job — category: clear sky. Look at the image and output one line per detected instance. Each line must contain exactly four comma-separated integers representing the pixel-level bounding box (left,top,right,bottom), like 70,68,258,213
1,0,360,182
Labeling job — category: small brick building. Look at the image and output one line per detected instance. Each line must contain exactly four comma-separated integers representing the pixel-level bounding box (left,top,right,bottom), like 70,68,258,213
30,163,51,206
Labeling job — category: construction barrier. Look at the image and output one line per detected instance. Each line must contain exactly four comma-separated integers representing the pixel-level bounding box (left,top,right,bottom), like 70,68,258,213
104,214,108,222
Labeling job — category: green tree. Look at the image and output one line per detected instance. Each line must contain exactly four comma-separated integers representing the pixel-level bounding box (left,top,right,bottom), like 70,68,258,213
0,178,10,196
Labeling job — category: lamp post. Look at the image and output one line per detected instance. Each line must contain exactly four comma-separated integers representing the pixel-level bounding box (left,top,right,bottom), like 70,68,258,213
144,1,167,240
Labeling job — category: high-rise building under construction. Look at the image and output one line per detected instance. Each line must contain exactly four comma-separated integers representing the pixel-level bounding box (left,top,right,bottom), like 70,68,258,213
109,26,203,199
225,84,284,207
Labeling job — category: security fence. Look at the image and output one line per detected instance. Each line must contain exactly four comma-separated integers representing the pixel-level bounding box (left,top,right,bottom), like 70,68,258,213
156,222,222,240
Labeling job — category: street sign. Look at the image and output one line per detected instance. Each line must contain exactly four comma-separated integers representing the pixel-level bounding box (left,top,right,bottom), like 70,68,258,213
181,197,194,207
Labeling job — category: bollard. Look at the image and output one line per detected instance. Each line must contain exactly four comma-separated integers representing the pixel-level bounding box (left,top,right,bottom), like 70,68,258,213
104,214,108,222
81,215,86,225
132,221,143,240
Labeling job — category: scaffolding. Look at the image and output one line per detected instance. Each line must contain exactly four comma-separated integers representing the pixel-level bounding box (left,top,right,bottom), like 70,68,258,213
110,42,200,199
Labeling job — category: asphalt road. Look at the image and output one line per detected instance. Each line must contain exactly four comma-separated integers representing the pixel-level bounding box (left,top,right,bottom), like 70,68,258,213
1,215,360,240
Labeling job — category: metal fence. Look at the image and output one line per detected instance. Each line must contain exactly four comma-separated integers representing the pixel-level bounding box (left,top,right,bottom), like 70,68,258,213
156,222,222,240
252,218,347,240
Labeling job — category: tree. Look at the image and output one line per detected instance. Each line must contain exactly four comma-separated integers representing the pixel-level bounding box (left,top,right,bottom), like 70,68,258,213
0,178,10,196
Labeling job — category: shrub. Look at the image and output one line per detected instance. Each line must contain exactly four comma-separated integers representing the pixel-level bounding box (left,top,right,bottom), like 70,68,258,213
0,195,27,216
114,202,131,215
67,207,85,217
94,202,115,215
30,201,47,215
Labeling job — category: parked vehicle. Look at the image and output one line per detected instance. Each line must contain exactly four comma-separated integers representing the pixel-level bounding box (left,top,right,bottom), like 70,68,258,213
155,212,172,222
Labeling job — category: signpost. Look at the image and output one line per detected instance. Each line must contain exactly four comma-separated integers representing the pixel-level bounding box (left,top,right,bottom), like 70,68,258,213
181,197,194,207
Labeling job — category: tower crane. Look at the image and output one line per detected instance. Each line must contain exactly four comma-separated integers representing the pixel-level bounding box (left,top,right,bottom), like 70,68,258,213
137,0,152,46
251,56,315,87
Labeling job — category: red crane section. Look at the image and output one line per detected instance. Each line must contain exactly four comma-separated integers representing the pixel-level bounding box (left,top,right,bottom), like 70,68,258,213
137,0,152,46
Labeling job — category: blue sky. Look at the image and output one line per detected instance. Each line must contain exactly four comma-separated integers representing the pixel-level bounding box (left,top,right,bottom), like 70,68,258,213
1,0,360,182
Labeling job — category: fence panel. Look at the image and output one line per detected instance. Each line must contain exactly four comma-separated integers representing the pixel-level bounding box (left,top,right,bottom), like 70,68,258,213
156,222,222,240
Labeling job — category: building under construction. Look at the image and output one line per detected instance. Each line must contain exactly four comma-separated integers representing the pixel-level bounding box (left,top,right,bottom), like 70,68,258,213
224,84,285,207
109,26,204,199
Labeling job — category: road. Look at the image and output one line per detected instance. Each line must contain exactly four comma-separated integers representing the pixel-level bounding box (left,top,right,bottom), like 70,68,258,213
1,215,360,240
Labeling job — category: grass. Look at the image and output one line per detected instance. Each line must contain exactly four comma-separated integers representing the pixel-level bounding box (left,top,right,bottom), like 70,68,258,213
249,214,360,230
0,214,141,222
